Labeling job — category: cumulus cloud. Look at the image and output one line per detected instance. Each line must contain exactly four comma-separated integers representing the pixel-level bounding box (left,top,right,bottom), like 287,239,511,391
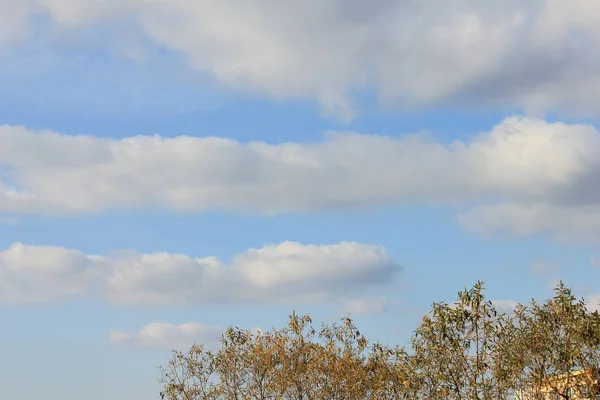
0,243,103,303
1,1,600,118
0,241,398,306
0,116,593,213
340,296,388,316
2,117,600,240
109,322,224,350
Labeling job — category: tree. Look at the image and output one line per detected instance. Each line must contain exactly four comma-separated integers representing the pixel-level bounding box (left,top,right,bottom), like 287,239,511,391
159,344,219,400
509,282,600,399
410,281,512,399
367,343,421,398
159,312,377,400
159,281,600,400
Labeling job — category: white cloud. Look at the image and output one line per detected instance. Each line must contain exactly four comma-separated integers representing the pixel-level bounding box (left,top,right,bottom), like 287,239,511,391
2,1,600,119
340,296,388,316
587,294,600,313
0,241,398,305
0,243,103,303
459,203,600,243
491,300,519,314
109,322,224,350
0,1,32,44
2,117,600,241
0,116,595,215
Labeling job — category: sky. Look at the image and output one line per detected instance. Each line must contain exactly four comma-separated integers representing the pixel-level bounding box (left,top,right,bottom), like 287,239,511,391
1,1,600,399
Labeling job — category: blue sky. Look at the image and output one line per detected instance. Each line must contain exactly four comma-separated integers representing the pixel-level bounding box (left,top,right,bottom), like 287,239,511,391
2,1,600,399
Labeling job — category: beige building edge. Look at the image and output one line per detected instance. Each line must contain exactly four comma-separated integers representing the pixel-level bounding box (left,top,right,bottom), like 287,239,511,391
516,368,600,399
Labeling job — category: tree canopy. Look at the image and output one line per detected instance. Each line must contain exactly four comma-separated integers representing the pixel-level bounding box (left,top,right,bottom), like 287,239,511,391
159,282,600,400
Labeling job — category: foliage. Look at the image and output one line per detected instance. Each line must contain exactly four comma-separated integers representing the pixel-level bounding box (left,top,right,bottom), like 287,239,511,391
509,283,600,399
411,281,512,399
160,282,600,400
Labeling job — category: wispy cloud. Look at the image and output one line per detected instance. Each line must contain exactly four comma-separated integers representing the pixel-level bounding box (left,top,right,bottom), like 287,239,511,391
340,296,389,316
531,259,557,276
491,300,519,314
109,322,224,350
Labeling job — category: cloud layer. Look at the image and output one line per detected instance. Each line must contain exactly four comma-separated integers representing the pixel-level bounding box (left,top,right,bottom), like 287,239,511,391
2,1,600,118
0,241,398,305
2,116,600,240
